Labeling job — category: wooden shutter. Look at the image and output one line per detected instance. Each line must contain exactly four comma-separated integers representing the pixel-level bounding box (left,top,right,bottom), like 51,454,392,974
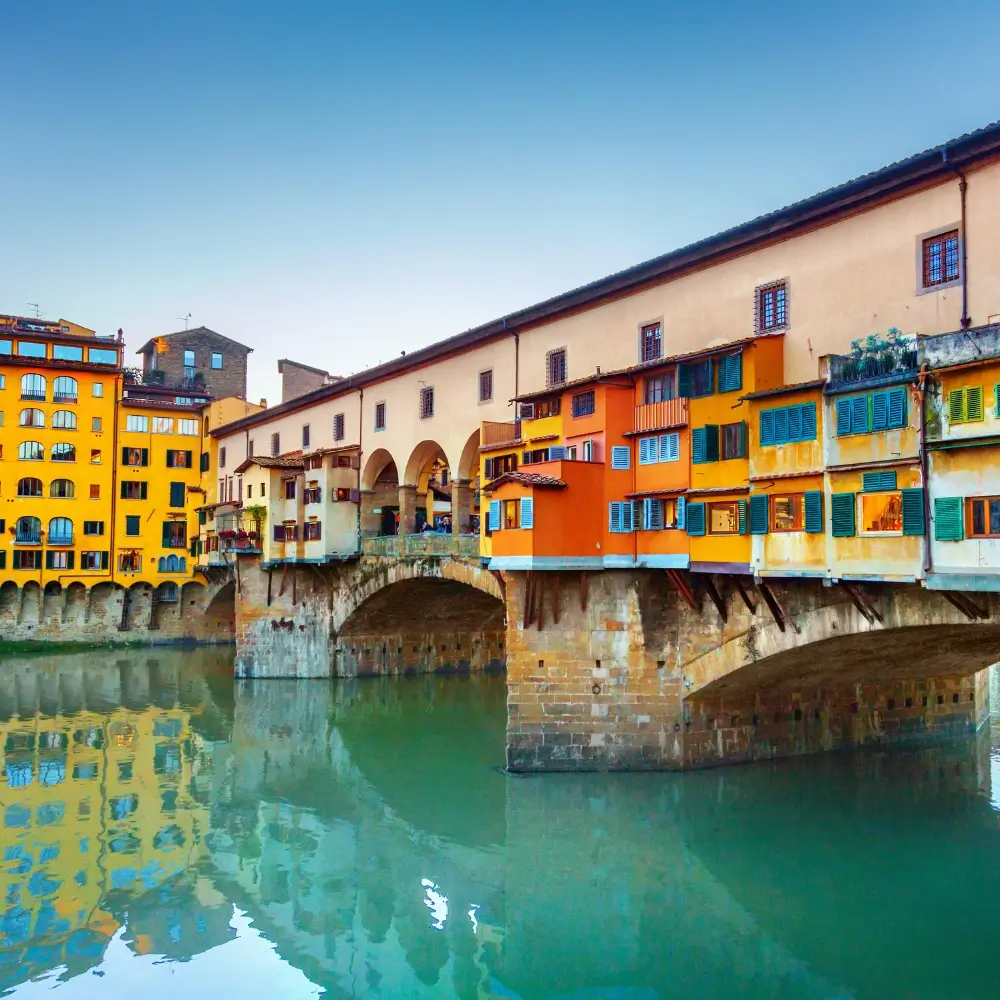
140,482,148,500
170,482,185,507
488,500,502,532
933,497,964,541
162,521,171,546
484,458,493,479
801,403,817,440
691,428,706,464
201,452,210,472
901,488,925,535
608,502,622,533
749,494,769,534
773,408,789,444
639,437,657,465
835,399,852,436
850,396,869,434
804,491,823,533
660,433,679,462
759,410,775,446
737,498,748,534
349,488,361,503
948,388,966,423
675,495,686,530
871,391,889,431
611,446,630,470
735,421,745,458
185,450,193,467
704,425,720,462
121,446,129,464
676,364,691,398
519,497,534,529
967,385,983,421
685,501,706,536
831,493,856,536
887,387,906,428
141,448,149,466
101,552,109,570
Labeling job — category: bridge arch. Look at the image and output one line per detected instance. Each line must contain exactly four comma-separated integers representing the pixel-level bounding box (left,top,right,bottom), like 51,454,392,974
456,428,481,482
403,439,448,488
361,447,400,493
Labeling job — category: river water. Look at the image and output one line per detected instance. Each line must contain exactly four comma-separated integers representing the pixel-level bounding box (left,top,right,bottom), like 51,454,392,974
1,648,999,999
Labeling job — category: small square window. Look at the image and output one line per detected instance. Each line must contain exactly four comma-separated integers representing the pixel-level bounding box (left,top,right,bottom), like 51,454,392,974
922,230,960,288
546,348,567,387
285,480,297,500
183,349,196,367
92,417,102,432
756,281,788,333
92,382,104,397
90,485,100,499
334,413,345,441
211,352,223,369
640,323,662,362
90,449,101,464
374,402,386,431
419,386,434,419
479,369,493,403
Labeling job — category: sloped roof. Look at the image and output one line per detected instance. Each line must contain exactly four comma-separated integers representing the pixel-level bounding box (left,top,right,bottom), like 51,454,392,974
135,326,253,356
233,455,305,474
483,472,567,492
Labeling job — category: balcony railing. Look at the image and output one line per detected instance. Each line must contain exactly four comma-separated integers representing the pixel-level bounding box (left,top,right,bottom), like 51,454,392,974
53,393,78,403
362,533,480,559
828,341,918,388
482,420,521,448
48,533,74,546
20,391,46,402
633,397,688,433
15,530,41,545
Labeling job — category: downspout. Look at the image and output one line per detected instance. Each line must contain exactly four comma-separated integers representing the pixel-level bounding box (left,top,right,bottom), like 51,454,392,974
631,375,638,568
110,373,122,586
357,387,364,548
512,326,519,401
942,147,971,329
918,369,933,575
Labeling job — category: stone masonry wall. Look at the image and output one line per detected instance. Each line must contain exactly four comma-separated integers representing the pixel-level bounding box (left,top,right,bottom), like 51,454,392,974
505,570,999,772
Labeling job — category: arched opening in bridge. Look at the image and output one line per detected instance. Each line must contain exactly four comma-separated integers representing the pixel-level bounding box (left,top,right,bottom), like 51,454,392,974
454,428,482,534
336,577,506,677
403,440,451,534
361,448,400,537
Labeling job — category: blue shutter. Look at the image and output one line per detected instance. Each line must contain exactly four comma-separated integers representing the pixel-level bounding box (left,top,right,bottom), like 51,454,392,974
488,500,501,531
862,470,897,491
677,364,691,398
675,495,686,530
803,491,823,533
749,494,769,534
773,408,789,444
622,501,635,533
836,399,852,436
851,396,869,434
686,501,706,536
718,353,743,393
901,488,925,535
660,433,679,462
831,493,856,537
871,391,889,431
519,497,534,529
800,402,817,440
887,387,906,428
642,498,654,530
933,497,964,541
737,498,748,535
704,425,720,462
639,437,657,465
611,446,630,470
609,502,622,533
548,446,566,460
786,406,802,441
692,427,707,464
759,410,775,446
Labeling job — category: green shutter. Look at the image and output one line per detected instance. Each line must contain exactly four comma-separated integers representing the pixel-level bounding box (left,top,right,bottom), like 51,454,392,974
677,364,691,398
686,501,706,536
871,391,889,431
737,498,748,534
933,496,964,541
851,396,870,434
862,470,897,491
140,482,148,500
967,385,983,421
45,551,54,570
704,425,719,462
101,552,109,570
66,552,74,571
199,510,207,525
801,403,817,440
141,448,149,466
169,482,185,507
804,491,823,533
121,446,129,464
749,494,769,534
185,450,193,467
835,398,852,436
162,522,171,547
901,488,925,535
692,427,707,464
831,493,856,537
949,388,966,423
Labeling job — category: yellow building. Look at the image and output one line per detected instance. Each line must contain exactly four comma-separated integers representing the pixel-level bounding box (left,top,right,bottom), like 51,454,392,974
0,314,120,584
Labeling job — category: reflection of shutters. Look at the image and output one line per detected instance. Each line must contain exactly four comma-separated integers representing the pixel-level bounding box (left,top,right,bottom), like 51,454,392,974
759,410,775,446
862,470,897,491
488,500,502,532
933,496,964,541
675,496,686,530
901,488,925,535
749,495,769,534
519,497,534,529
804,491,823,533
831,493,856,536
685,501,705,536
737,499,748,534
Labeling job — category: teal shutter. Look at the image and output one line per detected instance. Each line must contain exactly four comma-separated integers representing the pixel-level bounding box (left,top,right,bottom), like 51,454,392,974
831,493,856,537
45,551,54,570
675,496,686,530
851,396,869,434
749,494,769,534
692,427,707,464
141,448,149,466
169,482,185,507
887,387,906,428
659,433,679,462
140,482,148,500
185,450,193,467
803,491,823,533
759,410,775,446
66,552,74,571
686,501,706,536
737,498,748,534
862,470,897,492
772,408,788,444
933,496,964,541
800,403,817,440
785,406,802,441
121,446,129,464
519,497,534,529
677,364,691,398
704,425,720,462
871,391,889,431
488,500,501,531
836,399,852,436
901,488,925,535
101,551,109,570
718,353,742,393
162,521,171,547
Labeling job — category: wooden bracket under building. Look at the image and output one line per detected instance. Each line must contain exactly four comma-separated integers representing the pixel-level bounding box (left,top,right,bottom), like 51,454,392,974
732,577,757,614
757,581,799,634
840,582,884,625
552,574,560,625
490,569,507,605
266,567,273,607
665,569,699,613
941,590,989,621
580,571,588,612
703,576,727,624
522,571,534,629
277,562,289,599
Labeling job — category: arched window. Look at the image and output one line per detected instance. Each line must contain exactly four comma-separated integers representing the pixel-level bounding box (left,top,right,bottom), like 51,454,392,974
51,410,77,430
15,516,41,544
20,373,46,401
48,517,73,545
50,479,75,499
17,478,43,497
51,443,76,462
52,376,78,403
18,441,43,461
19,408,45,427
157,582,180,601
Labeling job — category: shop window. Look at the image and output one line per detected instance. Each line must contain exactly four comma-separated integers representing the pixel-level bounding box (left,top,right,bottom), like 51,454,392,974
771,494,803,531
708,500,745,535
503,499,520,530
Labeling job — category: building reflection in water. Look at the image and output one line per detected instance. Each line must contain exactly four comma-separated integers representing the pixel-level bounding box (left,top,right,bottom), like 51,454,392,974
2,651,999,999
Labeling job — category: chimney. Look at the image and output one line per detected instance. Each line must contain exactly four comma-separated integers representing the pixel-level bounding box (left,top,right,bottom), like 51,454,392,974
259,398,267,408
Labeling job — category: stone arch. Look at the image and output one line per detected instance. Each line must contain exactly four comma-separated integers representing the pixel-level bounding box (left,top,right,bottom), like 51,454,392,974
203,580,236,635
86,581,122,626
403,439,448,488
683,589,1000,700
18,582,41,626
456,428,481,482
42,582,62,622
63,582,87,625
124,582,152,630
361,448,399,492
0,581,19,622
182,580,207,614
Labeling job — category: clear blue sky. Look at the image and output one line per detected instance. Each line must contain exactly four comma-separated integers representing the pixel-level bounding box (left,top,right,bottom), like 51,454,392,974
2,0,999,403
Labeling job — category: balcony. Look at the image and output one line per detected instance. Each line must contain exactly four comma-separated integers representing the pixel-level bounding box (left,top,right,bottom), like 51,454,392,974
15,530,41,545
633,397,688,434
20,391,46,402
362,533,480,559
481,420,521,448
53,393,78,404
828,334,918,389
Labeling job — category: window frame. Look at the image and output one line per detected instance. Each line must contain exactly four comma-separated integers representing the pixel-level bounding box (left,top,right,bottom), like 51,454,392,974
688,359,714,398
374,401,387,431
571,390,596,418
419,386,435,419
545,347,568,388
917,225,961,293
720,421,745,461
503,499,520,530
770,493,804,532
857,490,904,537
755,279,789,333
478,368,494,404
967,496,1000,538
333,413,345,441
211,352,224,369
270,432,281,456
643,371,677,404
708,501,741,535
639,321,663,363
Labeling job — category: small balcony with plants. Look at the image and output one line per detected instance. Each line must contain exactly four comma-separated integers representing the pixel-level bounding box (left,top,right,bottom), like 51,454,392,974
828,329,918,391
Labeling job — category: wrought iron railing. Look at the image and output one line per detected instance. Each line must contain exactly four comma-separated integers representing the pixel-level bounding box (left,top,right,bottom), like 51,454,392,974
15,529,42,544
828,343,918,387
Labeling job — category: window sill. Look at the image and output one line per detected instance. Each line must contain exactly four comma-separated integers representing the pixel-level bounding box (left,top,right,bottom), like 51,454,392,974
916,277,961,297
857,531,904,538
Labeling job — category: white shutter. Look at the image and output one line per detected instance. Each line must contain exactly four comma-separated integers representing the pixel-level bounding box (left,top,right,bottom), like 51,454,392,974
488,500,502,531
660,432,679,462
519,496,534,529
639,437,657,465
611,446,630,470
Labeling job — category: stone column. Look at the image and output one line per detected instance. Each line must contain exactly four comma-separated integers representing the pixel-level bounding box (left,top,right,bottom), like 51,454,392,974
398,485,417,536
451,479,473,536
359,490,381,537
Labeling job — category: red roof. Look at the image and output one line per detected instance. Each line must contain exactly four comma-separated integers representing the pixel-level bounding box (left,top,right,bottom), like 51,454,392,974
483,472,567,492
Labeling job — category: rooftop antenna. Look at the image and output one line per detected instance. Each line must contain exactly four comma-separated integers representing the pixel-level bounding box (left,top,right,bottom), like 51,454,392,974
26,302,40,318
177,312,192,330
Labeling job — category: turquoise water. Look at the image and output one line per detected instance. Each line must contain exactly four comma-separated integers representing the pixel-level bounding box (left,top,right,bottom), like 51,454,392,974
1,648,999,998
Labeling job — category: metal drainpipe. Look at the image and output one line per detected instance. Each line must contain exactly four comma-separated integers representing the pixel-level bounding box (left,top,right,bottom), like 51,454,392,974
942,147,971,329
918,370,933,575
357,387,364,546
109,373,122,586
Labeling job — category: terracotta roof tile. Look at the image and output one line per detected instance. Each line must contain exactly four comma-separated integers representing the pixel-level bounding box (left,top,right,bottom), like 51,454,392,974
483,472,567,492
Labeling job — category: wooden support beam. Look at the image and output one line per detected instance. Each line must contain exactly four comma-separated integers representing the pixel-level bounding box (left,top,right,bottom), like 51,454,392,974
757,581,799,634
665,569,699,613
490,569,507,604
536,574,544,631
733,577,757,614
703,576,727,624
941,591,988,621
292,568,297,607
266,567,273,607
553,574,560,625
840,582,882,625
278,563,289,599
580,572,588,612
523,571,534,629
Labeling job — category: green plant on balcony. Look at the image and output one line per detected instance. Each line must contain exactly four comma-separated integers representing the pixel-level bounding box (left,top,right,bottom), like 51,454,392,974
243,504,267,536
839,328,916,383
146,369,166,384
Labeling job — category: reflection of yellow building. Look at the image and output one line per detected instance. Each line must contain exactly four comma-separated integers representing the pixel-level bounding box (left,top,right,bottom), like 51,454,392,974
0,699,212,989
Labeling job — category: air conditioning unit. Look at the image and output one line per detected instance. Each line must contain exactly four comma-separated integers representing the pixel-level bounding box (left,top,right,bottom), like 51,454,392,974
518,402,535,420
